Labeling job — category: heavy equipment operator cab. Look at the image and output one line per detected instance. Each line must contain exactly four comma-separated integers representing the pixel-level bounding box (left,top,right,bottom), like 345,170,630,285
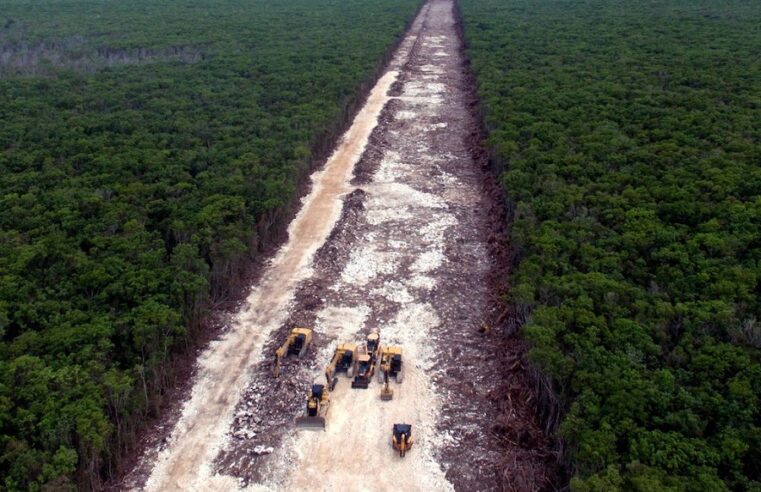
339,350,353,368
392,423,413,457
391,354,402,372
393,424,412,438
288,332,308,356
307,384,325,417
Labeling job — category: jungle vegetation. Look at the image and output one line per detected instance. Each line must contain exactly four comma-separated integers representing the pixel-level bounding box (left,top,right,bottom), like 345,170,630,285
0,0,418,489
459,0,761,490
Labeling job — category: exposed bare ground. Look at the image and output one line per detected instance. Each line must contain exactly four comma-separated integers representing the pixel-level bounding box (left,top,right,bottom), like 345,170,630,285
125,1,556,490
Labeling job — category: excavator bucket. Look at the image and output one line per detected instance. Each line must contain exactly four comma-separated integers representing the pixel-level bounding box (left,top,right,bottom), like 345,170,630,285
295,415,326,430
351,377,370,389
380,385,394,401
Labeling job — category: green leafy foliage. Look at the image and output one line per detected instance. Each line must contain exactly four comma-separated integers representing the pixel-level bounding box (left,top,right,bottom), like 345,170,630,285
0,0,418,488
459,0,761,489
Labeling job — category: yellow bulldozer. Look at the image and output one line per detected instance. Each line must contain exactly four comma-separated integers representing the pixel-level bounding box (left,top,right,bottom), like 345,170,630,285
392,423,413,457
378,346,403,400
295,383,330,430
324,343,357,390
272,327,313,377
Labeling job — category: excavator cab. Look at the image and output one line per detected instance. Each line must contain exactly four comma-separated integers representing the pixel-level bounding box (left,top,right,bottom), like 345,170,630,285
390,353,402,374
288,330,309,356
338,348,355,371
392,423,413,457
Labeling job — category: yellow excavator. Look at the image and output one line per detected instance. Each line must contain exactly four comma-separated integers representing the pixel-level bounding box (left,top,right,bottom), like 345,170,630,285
378,346,404,383
272,327,313,377
392,423,413,457
295,383,330,430
378,346,403,400
324,343,357,390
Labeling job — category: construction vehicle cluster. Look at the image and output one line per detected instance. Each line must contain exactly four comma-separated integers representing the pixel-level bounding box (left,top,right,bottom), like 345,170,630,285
270,326,412,457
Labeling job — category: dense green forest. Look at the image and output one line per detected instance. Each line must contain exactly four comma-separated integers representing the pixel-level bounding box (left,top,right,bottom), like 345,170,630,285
459,0,761,490
0,0,418,489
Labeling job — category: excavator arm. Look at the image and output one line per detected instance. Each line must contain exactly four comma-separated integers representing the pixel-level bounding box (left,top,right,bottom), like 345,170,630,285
272,343,289,377
325,353,339,390
380,364,393,400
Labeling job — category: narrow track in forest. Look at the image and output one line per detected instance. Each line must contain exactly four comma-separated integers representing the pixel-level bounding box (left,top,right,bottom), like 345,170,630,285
129,1,524,490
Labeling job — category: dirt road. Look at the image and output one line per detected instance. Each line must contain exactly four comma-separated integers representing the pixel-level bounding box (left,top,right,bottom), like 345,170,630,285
129,0,548,490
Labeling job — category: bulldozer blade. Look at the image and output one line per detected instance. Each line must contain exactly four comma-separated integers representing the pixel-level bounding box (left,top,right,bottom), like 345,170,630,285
351,379,369,389
295,416,326,430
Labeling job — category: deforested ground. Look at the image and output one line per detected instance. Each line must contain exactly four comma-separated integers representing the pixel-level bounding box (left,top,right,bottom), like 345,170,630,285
125,0,555,490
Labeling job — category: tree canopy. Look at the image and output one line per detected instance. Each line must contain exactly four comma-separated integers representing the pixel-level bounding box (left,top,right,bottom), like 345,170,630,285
459,0,761,489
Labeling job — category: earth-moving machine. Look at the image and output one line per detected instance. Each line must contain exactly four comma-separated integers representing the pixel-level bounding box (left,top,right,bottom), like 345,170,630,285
378,346,403,400
295,383,330,430
366,329,381,360
351,349,376,389
392,424,413,457
272,327,313,377
324,343,357,390
351,329,382,389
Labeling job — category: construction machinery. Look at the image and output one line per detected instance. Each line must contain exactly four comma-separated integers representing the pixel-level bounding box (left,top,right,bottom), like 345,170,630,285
366,329,381,360
351,328,381,389
272,327,313,377
392,424,413,457
295,383,329,430
378,346,403,400
351,329,382,389
324,343,358,390
377,346,404,384
351,348,376,389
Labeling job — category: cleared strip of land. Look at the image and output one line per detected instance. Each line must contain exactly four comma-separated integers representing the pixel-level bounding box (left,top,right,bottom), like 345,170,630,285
132,1,550,489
